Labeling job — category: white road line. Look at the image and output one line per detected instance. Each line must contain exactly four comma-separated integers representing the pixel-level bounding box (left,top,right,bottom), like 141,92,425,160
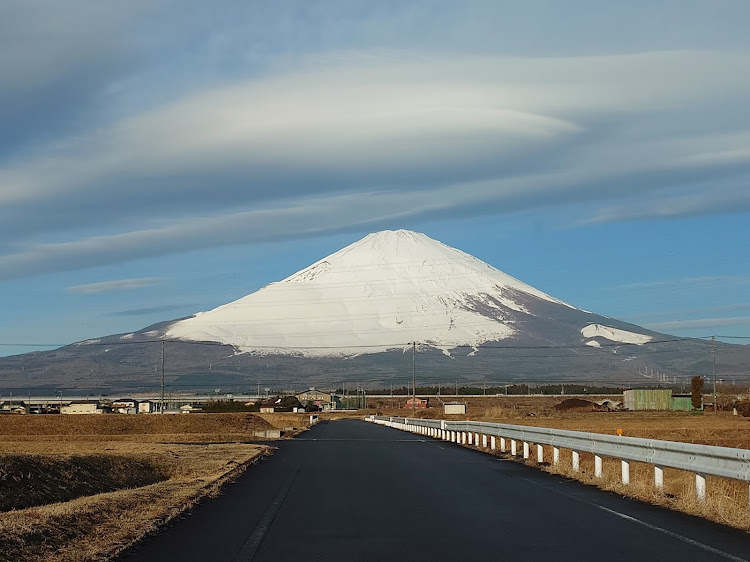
233,466,300,561
595,504,748,562
521,478,748,562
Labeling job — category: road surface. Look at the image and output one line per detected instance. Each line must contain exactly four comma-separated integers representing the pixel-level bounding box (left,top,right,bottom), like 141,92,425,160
120,419,750,561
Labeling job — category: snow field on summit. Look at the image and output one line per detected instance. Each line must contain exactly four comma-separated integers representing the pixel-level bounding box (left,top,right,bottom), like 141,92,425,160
166,230,652,356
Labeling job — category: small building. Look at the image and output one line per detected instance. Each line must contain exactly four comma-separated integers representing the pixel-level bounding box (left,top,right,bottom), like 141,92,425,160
404,397,428,409
179,404,202,414
295,388,341,411
623,389,673,411
61,400,107,414
0,401,27,414
138,400,157,414
260,406,275,413
443,403,466,415
112,398,139,415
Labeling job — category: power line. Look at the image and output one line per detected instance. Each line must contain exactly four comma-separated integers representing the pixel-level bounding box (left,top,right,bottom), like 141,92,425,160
0,335,716,352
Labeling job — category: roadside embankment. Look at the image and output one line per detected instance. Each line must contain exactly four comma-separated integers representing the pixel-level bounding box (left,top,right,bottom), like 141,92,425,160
0,414,275,561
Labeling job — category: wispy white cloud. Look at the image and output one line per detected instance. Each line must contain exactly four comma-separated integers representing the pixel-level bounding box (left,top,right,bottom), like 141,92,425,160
107,304,191,316
613,276,750,291
645,317,750,331
2,45,750,279
66,277,162,294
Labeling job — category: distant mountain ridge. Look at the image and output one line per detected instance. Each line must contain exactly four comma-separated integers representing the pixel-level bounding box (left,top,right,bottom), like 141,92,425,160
1,229,742,393
166,229,653,355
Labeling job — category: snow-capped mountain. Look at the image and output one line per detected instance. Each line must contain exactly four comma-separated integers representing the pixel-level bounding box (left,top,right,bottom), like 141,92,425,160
1,229,737,392
166,229,653,355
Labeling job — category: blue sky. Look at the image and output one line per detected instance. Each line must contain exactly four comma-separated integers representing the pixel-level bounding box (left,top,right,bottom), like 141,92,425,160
1,1,749,356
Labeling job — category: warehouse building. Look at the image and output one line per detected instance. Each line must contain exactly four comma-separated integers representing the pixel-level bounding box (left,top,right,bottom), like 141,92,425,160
623,389,698,411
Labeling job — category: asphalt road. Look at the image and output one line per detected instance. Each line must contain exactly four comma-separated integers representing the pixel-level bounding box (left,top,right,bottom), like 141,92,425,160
120,419,750,562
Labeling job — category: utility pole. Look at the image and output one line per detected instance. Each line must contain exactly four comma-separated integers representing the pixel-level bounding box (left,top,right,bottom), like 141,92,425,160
712,335,717,415
412,341,416,416
160,340,165,414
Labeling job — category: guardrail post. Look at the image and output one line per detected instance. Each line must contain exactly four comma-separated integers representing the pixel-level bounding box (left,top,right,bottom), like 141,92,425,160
482,434,488,448
468,433,473,445
594,455,603,478
654,465,664,492
474,433,480,447
695,473,706,503
553,447,560,465
537,444,543,463
511,439,517,456
451,431,456,442
523,441,530,459
500,437,506,452
490,436,496,450
572,451,580,472
621,460,630,485
462,432,467,444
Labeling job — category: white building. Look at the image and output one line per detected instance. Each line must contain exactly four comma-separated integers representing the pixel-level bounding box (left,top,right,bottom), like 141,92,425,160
61,401,106,414
138,401,156,414
112,399,138,415
443,403,466,415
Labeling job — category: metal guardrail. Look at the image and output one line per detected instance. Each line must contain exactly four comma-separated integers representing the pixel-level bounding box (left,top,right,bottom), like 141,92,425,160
367,415,750,505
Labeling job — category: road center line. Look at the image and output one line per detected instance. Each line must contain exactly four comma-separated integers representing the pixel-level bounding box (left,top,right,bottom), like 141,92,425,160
232,466,301,562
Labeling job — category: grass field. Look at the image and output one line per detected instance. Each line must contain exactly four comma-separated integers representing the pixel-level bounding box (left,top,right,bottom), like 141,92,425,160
0,413,284,562
374,399,750,532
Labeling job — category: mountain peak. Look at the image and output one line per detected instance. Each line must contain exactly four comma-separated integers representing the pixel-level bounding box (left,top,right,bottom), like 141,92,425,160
166,229,583,355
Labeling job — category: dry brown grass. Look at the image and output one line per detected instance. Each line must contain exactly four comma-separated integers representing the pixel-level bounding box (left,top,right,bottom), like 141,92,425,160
0,412,275,438
0,415,274,561
256,412,314,429
375,402,750,448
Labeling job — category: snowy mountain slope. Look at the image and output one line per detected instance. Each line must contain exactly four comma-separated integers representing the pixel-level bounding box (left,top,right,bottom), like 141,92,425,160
581,324,653,346
166,229,653,356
